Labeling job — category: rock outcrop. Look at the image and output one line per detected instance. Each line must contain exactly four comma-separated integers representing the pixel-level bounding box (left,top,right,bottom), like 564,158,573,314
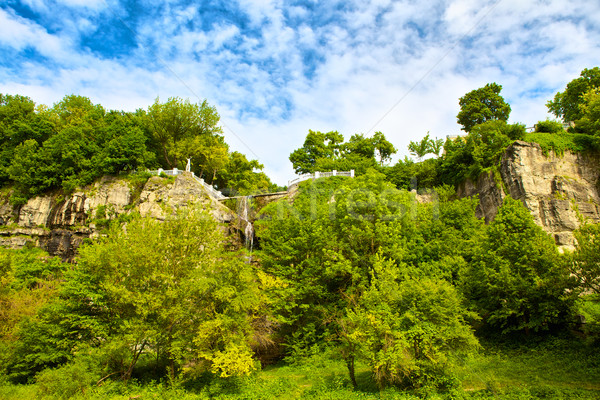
457,141,600,250
0,173,238,260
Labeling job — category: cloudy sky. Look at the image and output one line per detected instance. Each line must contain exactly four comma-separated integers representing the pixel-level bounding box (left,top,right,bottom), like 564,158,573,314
1,0,599,185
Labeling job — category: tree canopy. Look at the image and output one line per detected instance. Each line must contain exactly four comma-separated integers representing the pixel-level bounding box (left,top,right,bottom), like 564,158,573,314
457,83,511,132
289,130,396,175
0,93,277,203
463,196,574,334
547,67,600,123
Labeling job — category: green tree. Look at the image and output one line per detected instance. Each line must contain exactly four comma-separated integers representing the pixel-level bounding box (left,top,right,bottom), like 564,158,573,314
0,94,55,186
180,133,229,183
289,130,344,174
464,196,575,334
146,97,222,169
438,121,524,186
74,208,262,379
569,222,600,295
5,209,264,382
340,256,478,389
535,119,564,133
289,130,396,175
92,111,156,175
372,131,397,165
574,89,600,135
407,133,444,160
457,83,511,132
215,151,274,195
0,248,66,382
547,67,600,123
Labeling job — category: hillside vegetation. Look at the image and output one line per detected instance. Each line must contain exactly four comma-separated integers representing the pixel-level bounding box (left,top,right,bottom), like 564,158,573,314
1,68,600,399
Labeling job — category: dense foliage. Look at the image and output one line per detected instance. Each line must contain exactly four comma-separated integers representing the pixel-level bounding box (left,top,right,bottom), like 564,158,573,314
289,130,396,174
547,67,600,123
2,67,600,398
1,209,266,385
456,83,511,132
0,94,278,204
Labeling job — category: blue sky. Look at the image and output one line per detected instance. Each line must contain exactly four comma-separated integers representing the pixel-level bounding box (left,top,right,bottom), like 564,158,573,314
1,0,599,185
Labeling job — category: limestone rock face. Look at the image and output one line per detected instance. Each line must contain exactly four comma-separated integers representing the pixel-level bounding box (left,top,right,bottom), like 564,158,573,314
458,141,600,250
456,170,505,223
0,173,238,260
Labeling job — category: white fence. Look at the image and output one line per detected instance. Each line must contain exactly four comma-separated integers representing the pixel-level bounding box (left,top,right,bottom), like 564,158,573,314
288,170,354,187
147,168,355,198
146,168,226,200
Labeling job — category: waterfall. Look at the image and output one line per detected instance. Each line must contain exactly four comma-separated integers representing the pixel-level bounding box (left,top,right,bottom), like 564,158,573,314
238,196,254,251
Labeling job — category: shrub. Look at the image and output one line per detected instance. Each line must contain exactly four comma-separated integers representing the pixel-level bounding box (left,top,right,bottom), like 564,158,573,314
535,120,564,133
35,357,99,400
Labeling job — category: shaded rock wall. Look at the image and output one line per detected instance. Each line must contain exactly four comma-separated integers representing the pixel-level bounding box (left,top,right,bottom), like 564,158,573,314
0,174,238,260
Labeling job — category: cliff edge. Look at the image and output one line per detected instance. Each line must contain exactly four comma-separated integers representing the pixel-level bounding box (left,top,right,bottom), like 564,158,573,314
457,140,600,249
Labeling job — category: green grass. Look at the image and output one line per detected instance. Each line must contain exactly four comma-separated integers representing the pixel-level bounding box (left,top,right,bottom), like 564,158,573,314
524,132,600,156
1,338,599,400
457,337,600,394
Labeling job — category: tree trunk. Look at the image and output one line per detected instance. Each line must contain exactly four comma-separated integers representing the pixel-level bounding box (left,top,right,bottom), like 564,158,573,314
346,355,358,390
123,340,147,381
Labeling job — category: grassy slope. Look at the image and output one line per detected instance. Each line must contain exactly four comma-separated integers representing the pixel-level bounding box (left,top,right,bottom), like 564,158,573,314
1,338,598,400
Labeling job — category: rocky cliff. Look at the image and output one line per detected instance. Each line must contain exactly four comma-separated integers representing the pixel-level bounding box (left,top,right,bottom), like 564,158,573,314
457,140,600,250
0,173,239,260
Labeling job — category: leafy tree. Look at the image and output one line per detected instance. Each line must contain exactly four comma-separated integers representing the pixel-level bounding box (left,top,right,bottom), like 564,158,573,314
463,196,575,334
407,133,444,160
547,67,600,123
469,120,514,172
92,111,156,175
72,208,262,380
384,156,416,190
52,94,105,130
255,171,416,355
289,130,344,174
0,94,55,185
289,130,396,175
372,131,397,165
4,208,265,384
457,83,511,132
437,136,473,186
0,248,66,382
146,97,222,169
340,256,478,390
569,222,600,295
256,171,481,362
180,133,229,183
438,121,524,186
574,89,600,135
215,151,275,195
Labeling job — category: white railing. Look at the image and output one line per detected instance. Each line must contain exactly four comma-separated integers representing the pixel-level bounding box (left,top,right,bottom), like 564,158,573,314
147,168,354,198
190,175,226,200
147,168,182,176
146,168,226,200
287,170,354,187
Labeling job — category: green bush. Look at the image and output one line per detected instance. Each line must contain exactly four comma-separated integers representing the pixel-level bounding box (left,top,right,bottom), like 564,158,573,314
35,357,99,400
534,120,564,133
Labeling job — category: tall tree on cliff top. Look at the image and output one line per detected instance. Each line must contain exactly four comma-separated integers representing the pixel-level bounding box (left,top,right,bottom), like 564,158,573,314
146,97,222,169
547,67,600,123
457,83,511,132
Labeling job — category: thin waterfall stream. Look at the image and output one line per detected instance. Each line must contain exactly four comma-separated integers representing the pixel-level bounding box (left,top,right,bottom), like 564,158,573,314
238,196,254,253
